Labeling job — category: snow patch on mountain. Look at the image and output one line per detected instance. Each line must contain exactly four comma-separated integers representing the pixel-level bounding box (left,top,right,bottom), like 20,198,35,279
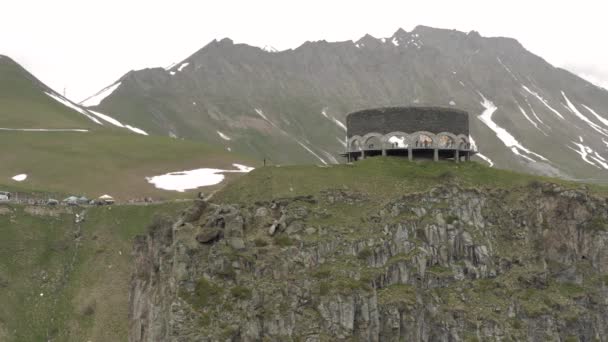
337,137,347,148
477,92,547,162
254,108,269,121
524,99,550,130
164,62,177,71
581,104,608,127
217,131,231,141
255,107,329,164
125,125,148,136
81,82,121,107
332,118,347,131
497,57,518,81
561,92,608,137
517,103,546,135
569,136,608,169
391,38,399,46
88,110,124,127
88,110,148,136
321,150,339,164
45,92,103,125
145,164,254,192
262,45,279,53
469,135,494,167
12,174,27,182
296,141,327,165
178,63,189,72
521,85,565,119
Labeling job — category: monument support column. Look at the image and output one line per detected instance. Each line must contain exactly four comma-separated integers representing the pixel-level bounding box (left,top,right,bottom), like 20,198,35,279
361,150,366,160
433,148,439,161
408,147,413,161
455,149,460,163
382,148,387,156
466,152,470,161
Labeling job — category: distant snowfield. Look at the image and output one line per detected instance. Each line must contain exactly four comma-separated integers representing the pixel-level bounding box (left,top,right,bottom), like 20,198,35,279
0,128,89,132
81,82,121,107
12,174,27,182
145,164,254,192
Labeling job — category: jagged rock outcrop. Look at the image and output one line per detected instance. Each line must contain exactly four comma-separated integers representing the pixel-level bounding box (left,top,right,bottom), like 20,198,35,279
130,185,608,341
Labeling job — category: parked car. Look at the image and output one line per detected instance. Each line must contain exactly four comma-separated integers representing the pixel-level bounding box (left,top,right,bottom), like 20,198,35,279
0,194,9,202
47,199,59,206
98,194,115,205
63,196,79,206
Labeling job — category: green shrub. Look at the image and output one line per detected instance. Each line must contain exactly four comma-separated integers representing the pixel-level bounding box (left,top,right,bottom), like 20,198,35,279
273,234,293,247
357,248,373,260
446,215,459,224
254,238,268,247
319,282,330,296
230,285,252,300
216,264,236,279
585,217,608,232
312,266,332,279
191,278,223,308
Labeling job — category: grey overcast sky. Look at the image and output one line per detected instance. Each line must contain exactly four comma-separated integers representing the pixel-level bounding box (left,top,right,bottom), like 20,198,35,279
2,0,607,102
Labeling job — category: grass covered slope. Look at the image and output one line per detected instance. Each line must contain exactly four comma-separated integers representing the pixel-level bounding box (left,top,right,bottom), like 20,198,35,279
216,157,595,204
0,202,190,342
0,55,95,129
1,55,256,199
1,130,255,199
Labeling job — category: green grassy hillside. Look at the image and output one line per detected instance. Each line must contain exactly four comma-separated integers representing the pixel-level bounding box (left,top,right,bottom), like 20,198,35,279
1,130,255,199
216,157,598,204
1,55,256,199
0,56,95,129
0,201,190,342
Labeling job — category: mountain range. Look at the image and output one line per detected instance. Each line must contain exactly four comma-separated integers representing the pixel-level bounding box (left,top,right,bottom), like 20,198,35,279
83,25,608,182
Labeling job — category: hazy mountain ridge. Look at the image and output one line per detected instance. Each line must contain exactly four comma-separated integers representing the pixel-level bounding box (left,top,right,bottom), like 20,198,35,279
89,25,608,181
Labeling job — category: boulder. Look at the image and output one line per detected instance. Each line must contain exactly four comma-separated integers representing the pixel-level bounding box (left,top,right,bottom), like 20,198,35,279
196,228,222,244
181,200,207,223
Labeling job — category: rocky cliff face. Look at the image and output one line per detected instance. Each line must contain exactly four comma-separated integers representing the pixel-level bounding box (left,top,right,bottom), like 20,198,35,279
130,183,608,341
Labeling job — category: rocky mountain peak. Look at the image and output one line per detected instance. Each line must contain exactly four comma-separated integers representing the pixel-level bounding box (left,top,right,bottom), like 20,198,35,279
355,33,382,48
392,27,408,37
90,26,608,182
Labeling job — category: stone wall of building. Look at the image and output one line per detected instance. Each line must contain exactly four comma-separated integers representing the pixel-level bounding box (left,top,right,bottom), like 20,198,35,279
346,107,469,138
